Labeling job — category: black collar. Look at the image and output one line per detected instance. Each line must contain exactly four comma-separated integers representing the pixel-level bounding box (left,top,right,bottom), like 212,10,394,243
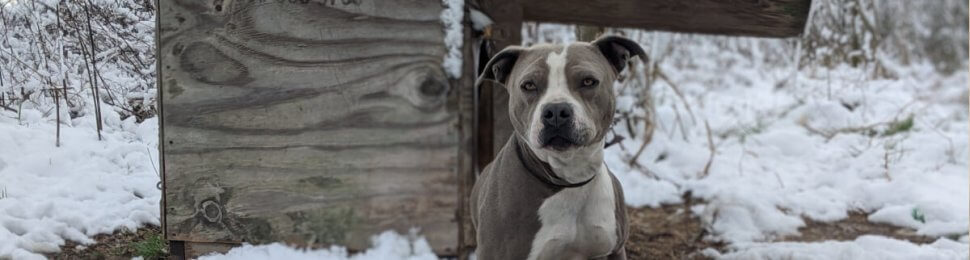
514,137,596,188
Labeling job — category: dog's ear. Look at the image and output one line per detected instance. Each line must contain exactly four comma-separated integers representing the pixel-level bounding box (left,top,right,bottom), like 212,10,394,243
592,35,647,74
476,46,525,87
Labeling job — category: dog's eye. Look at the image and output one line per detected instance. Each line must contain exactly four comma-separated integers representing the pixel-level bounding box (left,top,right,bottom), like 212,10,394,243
521,81,537,91
581,78,599,88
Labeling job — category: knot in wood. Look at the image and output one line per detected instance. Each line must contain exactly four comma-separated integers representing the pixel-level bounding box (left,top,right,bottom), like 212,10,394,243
201,200,223,223
419,75,448,98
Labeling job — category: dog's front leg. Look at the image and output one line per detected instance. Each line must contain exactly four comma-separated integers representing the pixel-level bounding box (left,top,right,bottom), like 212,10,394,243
604,247,627,260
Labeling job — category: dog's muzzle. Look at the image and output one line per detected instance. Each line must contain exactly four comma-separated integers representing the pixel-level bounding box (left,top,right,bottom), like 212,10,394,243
539,102,581,151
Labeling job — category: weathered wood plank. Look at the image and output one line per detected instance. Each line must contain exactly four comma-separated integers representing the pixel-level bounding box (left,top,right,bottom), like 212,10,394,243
521,0,812,38
185,241,238,259
160,0,459,255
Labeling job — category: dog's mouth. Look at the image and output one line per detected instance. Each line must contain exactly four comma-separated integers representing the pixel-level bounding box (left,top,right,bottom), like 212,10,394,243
540,128,581,151
544,136,575,150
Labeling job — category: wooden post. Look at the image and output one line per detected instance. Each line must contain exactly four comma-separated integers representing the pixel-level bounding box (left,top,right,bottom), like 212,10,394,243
464,1,523,255
576,25,604,42
473,0,522,172
456,15,477,260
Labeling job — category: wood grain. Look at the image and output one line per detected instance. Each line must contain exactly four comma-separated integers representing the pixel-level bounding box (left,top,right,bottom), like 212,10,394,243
159,0,459,255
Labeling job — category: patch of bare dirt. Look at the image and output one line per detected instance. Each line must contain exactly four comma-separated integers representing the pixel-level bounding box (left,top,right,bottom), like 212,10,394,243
781,211,937,244
625,203,723,260
46,225,168,260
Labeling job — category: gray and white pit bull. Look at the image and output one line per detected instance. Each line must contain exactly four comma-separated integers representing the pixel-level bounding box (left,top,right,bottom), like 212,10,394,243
471,35,646,260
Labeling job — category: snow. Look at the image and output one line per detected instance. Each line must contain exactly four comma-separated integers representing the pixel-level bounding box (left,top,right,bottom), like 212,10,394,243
199,230,437,260
440,0,464,79
0,105,160,260
0,0,157,121
652,62,970,244
705,236,968,260
468,8,493,31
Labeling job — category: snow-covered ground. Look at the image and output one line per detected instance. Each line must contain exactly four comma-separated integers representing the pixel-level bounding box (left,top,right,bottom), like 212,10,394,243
705,235,968,259
0,104,159,260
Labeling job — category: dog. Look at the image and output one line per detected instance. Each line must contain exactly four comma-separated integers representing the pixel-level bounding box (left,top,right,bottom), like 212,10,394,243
471,35,646,260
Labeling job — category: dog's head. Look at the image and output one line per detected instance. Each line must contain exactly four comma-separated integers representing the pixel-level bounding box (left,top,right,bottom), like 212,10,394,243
478,36,646,160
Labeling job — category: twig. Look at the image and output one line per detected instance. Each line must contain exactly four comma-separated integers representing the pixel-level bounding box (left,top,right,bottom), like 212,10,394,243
147,147,159,178
882,145,892,181
699,120,715,179
671,104,689,141
80,1,103,140
147,146,162,190
604,133,625,148
629,133,651,166
657,68,697,125
799,119,887,141
0,103,14,112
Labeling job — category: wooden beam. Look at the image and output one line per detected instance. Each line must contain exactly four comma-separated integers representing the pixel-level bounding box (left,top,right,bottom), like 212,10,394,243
520,0,812,38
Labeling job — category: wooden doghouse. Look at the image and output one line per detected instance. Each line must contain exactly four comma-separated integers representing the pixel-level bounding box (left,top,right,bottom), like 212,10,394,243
157,0,811,258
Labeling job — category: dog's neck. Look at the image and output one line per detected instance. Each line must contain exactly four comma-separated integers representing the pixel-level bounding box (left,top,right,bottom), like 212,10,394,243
514,136,603,188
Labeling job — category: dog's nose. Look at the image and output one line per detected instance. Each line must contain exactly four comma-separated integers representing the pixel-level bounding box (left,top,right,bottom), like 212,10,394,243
542,103,573,128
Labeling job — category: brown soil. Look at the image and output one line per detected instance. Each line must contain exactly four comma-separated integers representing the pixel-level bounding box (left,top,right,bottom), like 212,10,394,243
781,211,937,244
625,204,723,260
46,225,168,260
625,205,942,259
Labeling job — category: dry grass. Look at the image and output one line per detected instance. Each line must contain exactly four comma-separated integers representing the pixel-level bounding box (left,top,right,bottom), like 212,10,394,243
47,225,167,260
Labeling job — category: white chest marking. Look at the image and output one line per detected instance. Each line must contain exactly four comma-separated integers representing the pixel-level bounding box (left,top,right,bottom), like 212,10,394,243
527,165,617,260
